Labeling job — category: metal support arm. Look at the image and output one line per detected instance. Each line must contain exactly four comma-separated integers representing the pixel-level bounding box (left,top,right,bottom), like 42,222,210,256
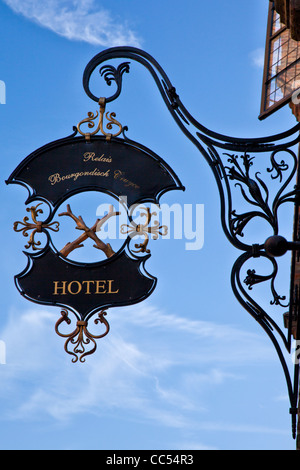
82,46,300,439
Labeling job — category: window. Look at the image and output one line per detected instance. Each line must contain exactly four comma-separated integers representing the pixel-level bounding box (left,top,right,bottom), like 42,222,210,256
259,2,300,120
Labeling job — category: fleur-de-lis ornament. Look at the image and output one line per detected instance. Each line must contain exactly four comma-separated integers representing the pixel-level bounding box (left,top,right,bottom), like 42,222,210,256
14,203,60,250
121,207,168,253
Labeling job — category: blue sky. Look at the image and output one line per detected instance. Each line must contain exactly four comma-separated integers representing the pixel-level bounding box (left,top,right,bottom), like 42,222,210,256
0,0,299,451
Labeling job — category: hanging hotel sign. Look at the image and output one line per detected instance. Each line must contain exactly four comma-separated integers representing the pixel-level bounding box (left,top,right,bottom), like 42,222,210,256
6,80,184,363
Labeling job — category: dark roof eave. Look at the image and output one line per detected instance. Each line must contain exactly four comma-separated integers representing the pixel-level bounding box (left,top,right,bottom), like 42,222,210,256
271,0,300,41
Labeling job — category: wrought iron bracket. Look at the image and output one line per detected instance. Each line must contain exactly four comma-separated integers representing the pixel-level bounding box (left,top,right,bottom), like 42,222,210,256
81,46,300,439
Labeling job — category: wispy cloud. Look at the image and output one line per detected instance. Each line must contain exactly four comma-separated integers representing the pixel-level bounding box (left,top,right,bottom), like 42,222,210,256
0,304,275,430
0,303,289,452
2,0,142,47
250,48,265,69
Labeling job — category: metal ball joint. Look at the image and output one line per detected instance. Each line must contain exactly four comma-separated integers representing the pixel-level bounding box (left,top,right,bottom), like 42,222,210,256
264,235,300,257
264,235,289,257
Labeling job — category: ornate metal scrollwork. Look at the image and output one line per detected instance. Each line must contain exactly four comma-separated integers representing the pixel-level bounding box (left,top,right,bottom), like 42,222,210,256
121,206,168,254
80,46,300,438
77,97,123,141
55,309,110,363
223,149,298,243
14,203,60,250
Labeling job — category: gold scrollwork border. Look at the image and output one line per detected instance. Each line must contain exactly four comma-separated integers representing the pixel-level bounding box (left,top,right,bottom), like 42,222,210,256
77,97,123,142
13,203,60,251
55,309,110,363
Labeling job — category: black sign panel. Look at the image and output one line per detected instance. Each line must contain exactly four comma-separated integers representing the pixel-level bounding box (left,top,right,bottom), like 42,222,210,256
16,244,156,321
7,135,183,209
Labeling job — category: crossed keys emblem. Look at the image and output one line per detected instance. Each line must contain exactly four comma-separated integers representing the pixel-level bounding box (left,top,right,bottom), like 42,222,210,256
58,203,120,258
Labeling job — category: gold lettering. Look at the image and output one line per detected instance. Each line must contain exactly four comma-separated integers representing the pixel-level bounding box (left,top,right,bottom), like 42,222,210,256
82,280,95,294
52,280,119,295
68,281,82,295
53,281,67,295
95,280,107,294
83,152,112,163
49,173,61,185
83,152,95,162
48,168,110,185
114,169,140,189
107,280,119,294
100,155,112,163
